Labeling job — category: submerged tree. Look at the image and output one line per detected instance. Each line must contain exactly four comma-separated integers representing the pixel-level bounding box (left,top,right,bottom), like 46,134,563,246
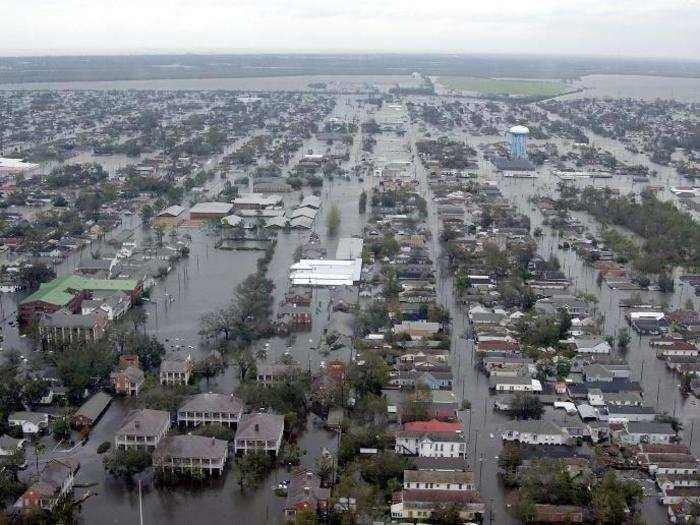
327,204,341,237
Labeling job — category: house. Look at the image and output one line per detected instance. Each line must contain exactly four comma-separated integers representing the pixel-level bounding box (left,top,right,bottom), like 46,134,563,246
605,405,657,423
71,391,112,429
391,490,484,521
38,310,109,343
277,304,312,333
393,321,441,339
256,363,302,385
403,469,475,491
661,486,700,505
620,421,676,445
587,388,604,406
284,470,330,518
159,355,193,385
188,202,234,220
573,338,611,354
489,376,541,392
395,420,466,458
0,435,25,456
234,413,284,456
232,193,283,210
626,311,667,335
19,275,141,324
651,337,699,358
154,205,186,228
152,435,228,475
177,393,244,427
583,363,631,382
535,296,590,318
14,458,79,513
666,310,700,337
533,504,585,523
8,412,49,435
502,421,570,445
110,355,145,396
115,409,171,450
81,291,131,321
290,216,314,229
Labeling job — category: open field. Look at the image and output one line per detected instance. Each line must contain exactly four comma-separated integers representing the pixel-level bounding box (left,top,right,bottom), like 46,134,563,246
440,76,570,97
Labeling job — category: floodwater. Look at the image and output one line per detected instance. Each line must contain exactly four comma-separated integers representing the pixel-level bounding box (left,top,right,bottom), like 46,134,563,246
567,74,700,103
0,75,414,93
3,77,699,523
2,73,700,102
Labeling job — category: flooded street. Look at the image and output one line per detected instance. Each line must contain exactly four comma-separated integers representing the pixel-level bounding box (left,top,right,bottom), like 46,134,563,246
1,73,698,524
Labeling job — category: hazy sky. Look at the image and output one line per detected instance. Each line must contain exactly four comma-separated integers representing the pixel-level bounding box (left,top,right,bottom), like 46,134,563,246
3,0,699,59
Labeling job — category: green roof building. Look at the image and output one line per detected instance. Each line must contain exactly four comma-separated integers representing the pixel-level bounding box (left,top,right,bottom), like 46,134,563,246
19,275,141,323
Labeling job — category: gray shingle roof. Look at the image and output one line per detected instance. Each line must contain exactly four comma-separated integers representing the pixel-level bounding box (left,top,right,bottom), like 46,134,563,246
236,412,284,441
116,409,170,437
153,434,227,461
178,393,244,415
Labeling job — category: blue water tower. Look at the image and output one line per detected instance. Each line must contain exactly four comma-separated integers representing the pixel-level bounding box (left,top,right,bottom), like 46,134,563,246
508,125,529,159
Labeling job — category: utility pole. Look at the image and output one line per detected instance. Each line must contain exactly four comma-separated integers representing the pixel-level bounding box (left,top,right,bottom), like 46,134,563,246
690,420,695,449
138,480,144,525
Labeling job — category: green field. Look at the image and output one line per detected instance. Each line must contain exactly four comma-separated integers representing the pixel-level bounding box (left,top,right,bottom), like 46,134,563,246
440,76,569,98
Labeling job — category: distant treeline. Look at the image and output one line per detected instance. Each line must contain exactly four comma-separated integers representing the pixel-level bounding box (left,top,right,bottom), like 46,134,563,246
2,53,700,84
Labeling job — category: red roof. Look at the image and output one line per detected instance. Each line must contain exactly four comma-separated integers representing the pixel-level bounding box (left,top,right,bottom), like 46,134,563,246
476,340,519,352
404,419,461,433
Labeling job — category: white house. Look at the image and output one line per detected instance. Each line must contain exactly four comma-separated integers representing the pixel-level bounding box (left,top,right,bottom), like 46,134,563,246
395,420,466,458
587,388,605,406
177,393,244,427
490,376,541,392
8,412,49,435
574,338,611,354
620,422,676,445
502,421,569,445
403,469,476,491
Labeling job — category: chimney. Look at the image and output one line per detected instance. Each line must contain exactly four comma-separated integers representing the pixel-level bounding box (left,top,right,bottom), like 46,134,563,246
134,420,140,429
211,437,215,446
304,486,310,495
306,471,313,480
254,423,259,432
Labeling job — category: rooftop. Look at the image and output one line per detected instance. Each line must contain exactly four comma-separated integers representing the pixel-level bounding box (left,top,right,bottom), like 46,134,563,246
21,275,138,307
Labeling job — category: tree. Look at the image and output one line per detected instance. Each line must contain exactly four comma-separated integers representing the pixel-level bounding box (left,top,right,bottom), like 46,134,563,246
103,448,152,478
18,264,56,291
658,272,675,293
617,328,631,350
591,472,643,524
235,451,273,490
316,452,335,487
327,204,341,237
432,503,463,525
510,392,544,420
127,333,166,371
358,190,367,214
348,353,389,397
52,417,71,440
498,442,523,474
55,340,115,401
557,308,572,339
153,225,165,247
33,442,45,473
140,204,154,226
294,510,320,525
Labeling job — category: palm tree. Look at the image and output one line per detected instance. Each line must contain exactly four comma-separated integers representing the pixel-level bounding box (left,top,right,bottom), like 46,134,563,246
254,346,268,362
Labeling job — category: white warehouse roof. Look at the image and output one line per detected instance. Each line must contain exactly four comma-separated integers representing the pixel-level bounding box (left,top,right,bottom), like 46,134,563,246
290,259,362,286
